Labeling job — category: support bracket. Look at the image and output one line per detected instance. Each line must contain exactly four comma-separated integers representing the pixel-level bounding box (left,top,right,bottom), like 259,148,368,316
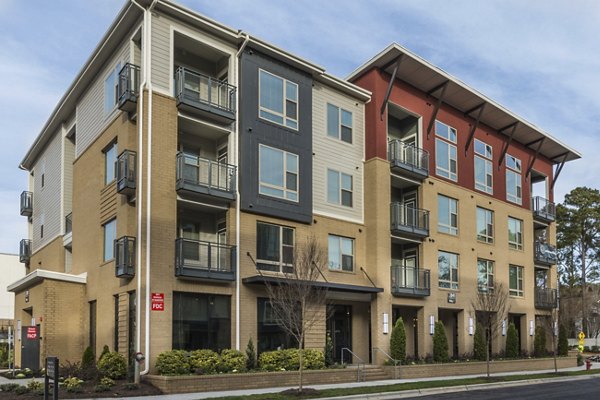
464,103,486,155
379,55,404,121
525,137,546,179
550,153,569,190
426,80,450,139
497,122,519,168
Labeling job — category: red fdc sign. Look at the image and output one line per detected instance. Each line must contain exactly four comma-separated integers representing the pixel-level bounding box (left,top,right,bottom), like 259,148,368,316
26,327,37,340
151,293,164,311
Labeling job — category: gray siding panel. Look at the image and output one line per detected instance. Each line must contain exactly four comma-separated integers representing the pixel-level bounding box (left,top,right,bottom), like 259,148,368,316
151,14,171,94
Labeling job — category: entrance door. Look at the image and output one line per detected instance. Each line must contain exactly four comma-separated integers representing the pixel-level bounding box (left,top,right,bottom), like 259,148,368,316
180,221,201,266
216,221,227,271
215,147,229,190
402,248,417,288
327,305,352,363
21,326,40,370
402,191,417,227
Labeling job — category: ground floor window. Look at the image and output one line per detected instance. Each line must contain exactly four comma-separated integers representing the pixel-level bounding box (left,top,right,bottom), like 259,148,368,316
172,292,231,352
257,298,297,353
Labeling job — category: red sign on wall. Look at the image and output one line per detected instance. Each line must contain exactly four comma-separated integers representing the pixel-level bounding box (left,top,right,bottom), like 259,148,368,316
26,327,37,340
151,293,164,311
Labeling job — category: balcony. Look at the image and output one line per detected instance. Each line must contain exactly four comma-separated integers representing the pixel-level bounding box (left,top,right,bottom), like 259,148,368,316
116,150,136,197
535,287,558,309
174,67,236,124
388,140,429,181
176,152,236,205
391,264,430,298
115,236,136,278
532,196,556,224
390,203,430,240
117,63,140,114
19,239,31,264
20,191,33,217
535,241,558,266
175,238,235,281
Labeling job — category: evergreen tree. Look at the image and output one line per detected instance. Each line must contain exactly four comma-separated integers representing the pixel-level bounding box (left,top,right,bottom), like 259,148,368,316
558,324,569,356
505,323,519,358
324,333,334,367
390,317,406,363
534,326,547,357
473,323,486,361
432,321,449,362
82,346,95,369
245,337,257,370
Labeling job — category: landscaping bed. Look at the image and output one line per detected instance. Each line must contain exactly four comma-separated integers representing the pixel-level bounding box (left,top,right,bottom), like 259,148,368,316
0,379,161,399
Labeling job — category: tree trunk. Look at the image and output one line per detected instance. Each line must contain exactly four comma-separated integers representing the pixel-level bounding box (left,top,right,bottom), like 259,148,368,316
299,339,304,393
582,249,587,337
486,336,490,378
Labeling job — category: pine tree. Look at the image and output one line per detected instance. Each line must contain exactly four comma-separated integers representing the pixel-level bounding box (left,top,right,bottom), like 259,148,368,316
558,324,569,356
245,337,257,370
534,326,547,357
432,321,449,362
390,317,406,363
505,323,519,358
324,333,334,367
473,323,486,361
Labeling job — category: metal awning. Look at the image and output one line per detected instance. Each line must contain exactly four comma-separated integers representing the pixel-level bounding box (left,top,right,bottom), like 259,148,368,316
242,275,384,294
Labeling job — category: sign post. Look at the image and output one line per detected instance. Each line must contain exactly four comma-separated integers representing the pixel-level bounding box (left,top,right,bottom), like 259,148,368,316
578,331,585,353
44,356,59,400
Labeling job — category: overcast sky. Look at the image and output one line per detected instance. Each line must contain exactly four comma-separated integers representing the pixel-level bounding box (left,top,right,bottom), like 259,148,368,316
0,0,597,254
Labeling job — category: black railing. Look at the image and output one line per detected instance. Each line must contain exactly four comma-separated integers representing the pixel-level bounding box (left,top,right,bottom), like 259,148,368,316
117,63,140,112
390,203,430,237
531,196,556,222
175,238,235,281
65,212,72,235
19,239,31,264
391,264,430,297
176,152,236,195
20,191,33,217
535,241,558,265
115,236,136,278
116,150,136,196
388,140,429,177
174,66,236,116
535,287,558,309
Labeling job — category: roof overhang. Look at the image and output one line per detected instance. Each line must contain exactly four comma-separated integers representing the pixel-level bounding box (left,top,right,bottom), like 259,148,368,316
7,269,87,293
243,275,383,294
348,43,581,164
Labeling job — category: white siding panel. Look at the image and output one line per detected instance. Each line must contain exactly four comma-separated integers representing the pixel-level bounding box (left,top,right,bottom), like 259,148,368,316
312,83,365,223
63,137,74,215
151,13,171,94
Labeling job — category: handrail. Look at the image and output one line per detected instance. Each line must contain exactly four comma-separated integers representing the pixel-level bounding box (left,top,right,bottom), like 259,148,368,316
341,347,365,382
372,347,400,379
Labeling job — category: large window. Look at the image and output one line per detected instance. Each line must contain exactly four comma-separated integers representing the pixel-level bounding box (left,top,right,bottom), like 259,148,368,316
259,145,298,201
103,218,117,261
509,265,524,297
259,70,298,129
435,121,457,181
327,104,353,143
104,142,118,185
477,259,494,293
438,195,458,235
474,139,493,194
257,298,298,353
476,207,494,243
104,62,121,115
328,235,354,272
327,169,353,207
257,222,295,273
508,217,523,250
172,292,231,352
438,251,459,289
506,154,522,204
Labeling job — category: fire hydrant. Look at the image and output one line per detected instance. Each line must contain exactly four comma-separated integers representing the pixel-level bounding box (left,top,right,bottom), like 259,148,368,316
586,359,592,370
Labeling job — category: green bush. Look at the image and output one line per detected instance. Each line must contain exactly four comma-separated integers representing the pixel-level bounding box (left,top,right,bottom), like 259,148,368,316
189,349,220,374
14,385,28,395
246,338,257,370
15,373,26,379
432,321,449,363
592,345,599,352
97,351,127,379
156,350,190,376
219,349,247,372
26,380,43,393
534,326,547,357
98,345,110,363
390,317,406,363
63,377,83,392
82,346,95,369
324,333,334,367
505,322,519,358
0,383,20,392
100,377,115,387
123,383,139,390
577,353,584,366
473,323,486,361
258,349,324,371
94,384,111,392
558,325,569,356
302,349,325,370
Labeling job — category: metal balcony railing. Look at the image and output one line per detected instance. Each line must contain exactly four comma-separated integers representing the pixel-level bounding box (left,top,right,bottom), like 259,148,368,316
388,140,429,178
531,196,556,223
535,287,558,309
535,241,558,265
391,264,430,297
390,203,430,237
65,212,72,235
176,152,236,199
117,63,140,113
20,191,33,217
115,236,136,278
175,238,235,281
116,150,136,197
19,239,31,264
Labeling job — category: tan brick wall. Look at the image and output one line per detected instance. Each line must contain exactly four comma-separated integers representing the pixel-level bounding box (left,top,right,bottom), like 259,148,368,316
29,236,65,273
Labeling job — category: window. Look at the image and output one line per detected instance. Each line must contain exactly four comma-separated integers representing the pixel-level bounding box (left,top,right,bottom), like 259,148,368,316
327,169,353,207
438,251,459,289
104,62,121,115
172,292,231,352
506,154,522,204
476,207,494,243
259,145,298,201
327,104,353,143
509,265,524,297
438,195,458,235
477,259,494,292
104,142,118,185
435,121,457,181
508,217,523,250
257,298,298,353
256,222,295,273
328,235,354,272
40,213,45,239
474,139,493,194
259,70,298,129
103,218,117,261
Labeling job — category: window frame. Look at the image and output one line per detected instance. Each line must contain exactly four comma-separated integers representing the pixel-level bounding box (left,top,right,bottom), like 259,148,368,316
437,194,458,235
256,222,295,273
258,144,299,202
509,265,524,297
506,154,522,205
508,216,524,250
474,139,493,194
104,62,121,116
438,251,459,290
258,69,299,130
435,120,458,181
477,258,494,293
326,103,353,144
476,207,494,244
103,218,117,262
328,235,355,272
327,169,353,207
104,141,118,185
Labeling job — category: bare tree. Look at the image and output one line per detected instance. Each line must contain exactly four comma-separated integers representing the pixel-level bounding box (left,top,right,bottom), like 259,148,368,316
471,283,510,378
540,309,559,373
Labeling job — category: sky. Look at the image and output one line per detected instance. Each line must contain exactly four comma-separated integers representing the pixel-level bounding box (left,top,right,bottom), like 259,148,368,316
0,0,597,254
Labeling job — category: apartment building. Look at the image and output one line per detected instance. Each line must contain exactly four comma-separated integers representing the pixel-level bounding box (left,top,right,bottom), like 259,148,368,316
11,1,579,372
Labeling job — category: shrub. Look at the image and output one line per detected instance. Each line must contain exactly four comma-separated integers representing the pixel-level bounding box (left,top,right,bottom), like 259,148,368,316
97,352,127,379
505,322,519,358
14,385,29,395
390,317,406,363
189,349,219,375
592,345,599,353
577,353,584,366
63,377,83,393
99,377,115,387
432,321,449,363
219,349,247,372
259,349,300,371
473,323,486,361
584,345,591,352
246,338,257,370
302,349,325,370
59,361,81,379
123,383,139,390
26,380,43,393
98,345,110,363
15,373,26,379
156,350,190,376
324,333,334,367
0,383,20,392
82,346,95,369
558,325,569,356
534,326,547,357
94,384,111,392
